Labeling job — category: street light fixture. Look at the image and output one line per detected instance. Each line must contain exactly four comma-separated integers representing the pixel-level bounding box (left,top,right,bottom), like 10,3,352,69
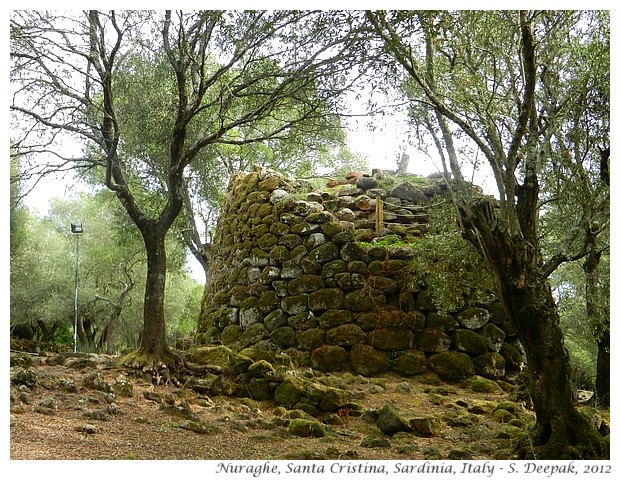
71,222,83,353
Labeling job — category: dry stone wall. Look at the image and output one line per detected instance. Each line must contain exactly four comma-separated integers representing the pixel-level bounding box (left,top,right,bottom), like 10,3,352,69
198,167,524,383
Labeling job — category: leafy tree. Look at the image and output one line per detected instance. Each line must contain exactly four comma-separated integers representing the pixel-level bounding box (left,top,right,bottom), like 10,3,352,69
367,10,609,458
10,10,367,372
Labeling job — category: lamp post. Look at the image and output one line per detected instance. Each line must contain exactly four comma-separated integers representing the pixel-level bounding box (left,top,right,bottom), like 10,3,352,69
71,222,83,353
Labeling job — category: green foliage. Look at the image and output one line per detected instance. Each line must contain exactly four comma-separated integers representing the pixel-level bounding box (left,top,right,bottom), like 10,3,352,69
408,202,494,314
9,189,202,352
52,323,73,345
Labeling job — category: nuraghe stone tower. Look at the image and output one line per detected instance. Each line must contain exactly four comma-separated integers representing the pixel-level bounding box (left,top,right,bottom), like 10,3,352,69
197,167,524,383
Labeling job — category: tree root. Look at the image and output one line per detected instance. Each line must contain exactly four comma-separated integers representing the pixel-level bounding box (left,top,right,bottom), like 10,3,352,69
120,348,224,387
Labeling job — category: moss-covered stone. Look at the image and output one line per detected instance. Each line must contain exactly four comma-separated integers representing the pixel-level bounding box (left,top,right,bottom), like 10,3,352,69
289,245,308,265
367,276,398,295
300,257,322,275
297,328,326,351
257,233,280,250
281,294,308,315
220,325,242,346
318,309,352,329
239,297,262,329
409,417,439,437
288,418,326,437
417,328,452,353
305,232,327,250
308,242,340,264
288,312,317,330
321,260,347,278
340,242,367,262
392,350,428,376
270,326,297,348
304,211,332,224
367,328,414,351
237,346,277,364
499,343,523,370
481,323,506,352
344,289,385,312
278,233,302,250
247,359,276,378
246,377,272,401
308,288,345,312
303,381,329,404
493,409,516,423
347,260,368,274
237,323,269,349
428,351,476,382
263,309,288,332
288,275,325,295
320,387,349,412
269,245,290,262
257,290,279,314
259,175,283,192
455,307,491,330
461,375,504,394
452,329,488,355
326,324,366,347
274,377,308,408
190,346,253,374
355,312,378,331
350,344,390,376
472,352,506,380
427,312,459,333
376,403,411,435
229,285,251,307
311,345,349,372
332,229,356,245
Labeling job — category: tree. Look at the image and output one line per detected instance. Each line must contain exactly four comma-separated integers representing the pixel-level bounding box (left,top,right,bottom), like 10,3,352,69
11,10,367,371
367,10,609,458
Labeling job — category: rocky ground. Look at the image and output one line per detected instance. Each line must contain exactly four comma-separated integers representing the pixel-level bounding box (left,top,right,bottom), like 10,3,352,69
9,348,608,461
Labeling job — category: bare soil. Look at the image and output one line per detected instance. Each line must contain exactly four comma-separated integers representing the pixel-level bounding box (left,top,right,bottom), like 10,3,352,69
9,349,543,461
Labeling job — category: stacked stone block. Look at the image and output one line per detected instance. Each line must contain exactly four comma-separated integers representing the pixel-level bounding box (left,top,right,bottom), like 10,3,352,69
198,168,524,383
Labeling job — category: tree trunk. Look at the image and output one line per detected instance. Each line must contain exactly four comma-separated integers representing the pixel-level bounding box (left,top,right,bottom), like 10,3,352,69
595,331,610,408
101,307,119,354
583,244,610,408
459,199,608,459
139,228,170,361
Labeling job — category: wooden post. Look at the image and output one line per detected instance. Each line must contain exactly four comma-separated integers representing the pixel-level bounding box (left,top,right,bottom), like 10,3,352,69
375,197,383,236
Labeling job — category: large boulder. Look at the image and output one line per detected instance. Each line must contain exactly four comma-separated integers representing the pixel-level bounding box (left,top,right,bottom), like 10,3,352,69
392,350,428,376
428,351,476,382
350,344,389,376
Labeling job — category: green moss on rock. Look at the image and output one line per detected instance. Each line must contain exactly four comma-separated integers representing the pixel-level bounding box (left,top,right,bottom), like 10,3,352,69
452,329,488,355
297,328,326,351
367,328,414,351
308,288,345,312
311,345,349,372
288,418,327,438
428,351,476,382
472,352,506,380
350,344,390,376
392,350,427,376
275,377,308,408
326,324,366,347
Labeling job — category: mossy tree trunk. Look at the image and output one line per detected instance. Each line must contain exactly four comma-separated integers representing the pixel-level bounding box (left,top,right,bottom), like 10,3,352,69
459,200,608,459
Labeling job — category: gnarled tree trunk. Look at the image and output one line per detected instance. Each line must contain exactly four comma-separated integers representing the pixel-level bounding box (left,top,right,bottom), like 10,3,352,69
459,199,608,459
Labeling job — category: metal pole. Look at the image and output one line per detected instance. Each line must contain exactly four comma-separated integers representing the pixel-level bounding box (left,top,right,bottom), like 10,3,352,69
73,234,79,353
